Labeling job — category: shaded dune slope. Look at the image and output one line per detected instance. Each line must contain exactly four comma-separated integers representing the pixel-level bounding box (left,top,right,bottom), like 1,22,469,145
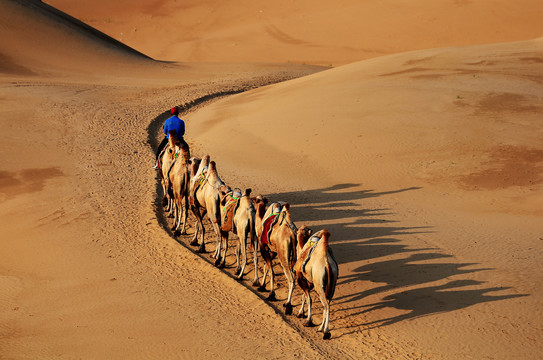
0,0,153,76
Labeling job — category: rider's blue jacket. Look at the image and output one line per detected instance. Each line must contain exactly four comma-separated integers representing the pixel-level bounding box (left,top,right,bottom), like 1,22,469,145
164,115,185,139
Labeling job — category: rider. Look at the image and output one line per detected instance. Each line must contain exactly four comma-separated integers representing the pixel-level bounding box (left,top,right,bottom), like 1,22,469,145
154,107,186,169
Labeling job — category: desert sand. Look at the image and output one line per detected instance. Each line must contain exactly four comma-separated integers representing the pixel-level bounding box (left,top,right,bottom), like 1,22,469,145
1,0,542,359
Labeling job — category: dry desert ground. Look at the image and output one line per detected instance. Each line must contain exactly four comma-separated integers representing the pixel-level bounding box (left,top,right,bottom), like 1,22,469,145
1,0,542,359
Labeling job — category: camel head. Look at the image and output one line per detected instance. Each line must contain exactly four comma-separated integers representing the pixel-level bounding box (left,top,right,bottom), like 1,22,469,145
202,155,210,166
218,184,233,205
279,202,292,223
195,155,210,177
179,144,190,162
251,194,267,205
277,202,297,235
208,160,217,174
167,130,180,147
189,157,201,176
251,195,268,220
297,225,312,249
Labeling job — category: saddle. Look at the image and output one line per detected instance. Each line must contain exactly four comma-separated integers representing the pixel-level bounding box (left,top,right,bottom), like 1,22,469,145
259,203,283,249
220,188,242,232
294,230,324,274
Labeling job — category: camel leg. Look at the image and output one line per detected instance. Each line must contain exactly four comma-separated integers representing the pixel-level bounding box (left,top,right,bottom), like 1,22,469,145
315,285,331,338
167,196,174,217
238,237,247,280
323,301,331,339
282,269,295,315
191,206,206,253
174,197,186,236
179,193,189,235
216,230,228,268
251,233,259,287
234,242,241,275
257,249,270,292
278,247,295,315
189,214,199,246
267,261,277,301
190,218,200,246
161,182,168,207
207,211,222,260
172,200,180,234
212,225,221,260
220,230,228,268
320,301,331,339
237,226,248,280
297,292,306,318
198,220,207,254
304,292,314,327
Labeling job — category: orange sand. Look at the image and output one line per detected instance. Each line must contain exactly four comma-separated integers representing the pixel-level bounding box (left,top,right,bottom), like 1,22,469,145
1,0,542,358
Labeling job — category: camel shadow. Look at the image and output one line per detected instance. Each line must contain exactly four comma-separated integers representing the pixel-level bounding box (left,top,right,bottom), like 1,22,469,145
338,280,526,334
265,183,528,332
266,182,431,247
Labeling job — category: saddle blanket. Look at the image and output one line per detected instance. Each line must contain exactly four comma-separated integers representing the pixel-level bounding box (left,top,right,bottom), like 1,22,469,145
221,195,239,232
260,213,278,246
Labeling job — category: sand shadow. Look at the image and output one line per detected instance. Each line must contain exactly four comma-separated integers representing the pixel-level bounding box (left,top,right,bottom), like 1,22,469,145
151,164,527,335
265,183,527,332
265,183,429,241
339,280,526,334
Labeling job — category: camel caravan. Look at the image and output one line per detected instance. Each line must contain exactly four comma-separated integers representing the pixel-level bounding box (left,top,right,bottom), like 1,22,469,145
156,131,339,340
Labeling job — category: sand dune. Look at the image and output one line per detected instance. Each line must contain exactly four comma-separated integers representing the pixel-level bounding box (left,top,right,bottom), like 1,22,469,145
187,38,543,357
0,0,156,78
1,0,542,359
47,0,543,65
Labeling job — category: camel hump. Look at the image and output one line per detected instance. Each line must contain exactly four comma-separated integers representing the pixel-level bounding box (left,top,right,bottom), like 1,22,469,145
321,229,330,249
244,188,252,197
207,160,217,175
283,202,290,211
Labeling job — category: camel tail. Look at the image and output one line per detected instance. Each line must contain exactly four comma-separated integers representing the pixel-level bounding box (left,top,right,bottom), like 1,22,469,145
289,238,297,271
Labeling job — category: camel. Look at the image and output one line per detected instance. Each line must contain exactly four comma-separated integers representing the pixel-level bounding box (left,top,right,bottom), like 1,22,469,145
189,158,227,264
188,156,201,180
252,195,268,239
187,155,209,240
294,227,339,340
219,187,259,282
159,131,181,214
167,144,191,236
255,201,298,315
